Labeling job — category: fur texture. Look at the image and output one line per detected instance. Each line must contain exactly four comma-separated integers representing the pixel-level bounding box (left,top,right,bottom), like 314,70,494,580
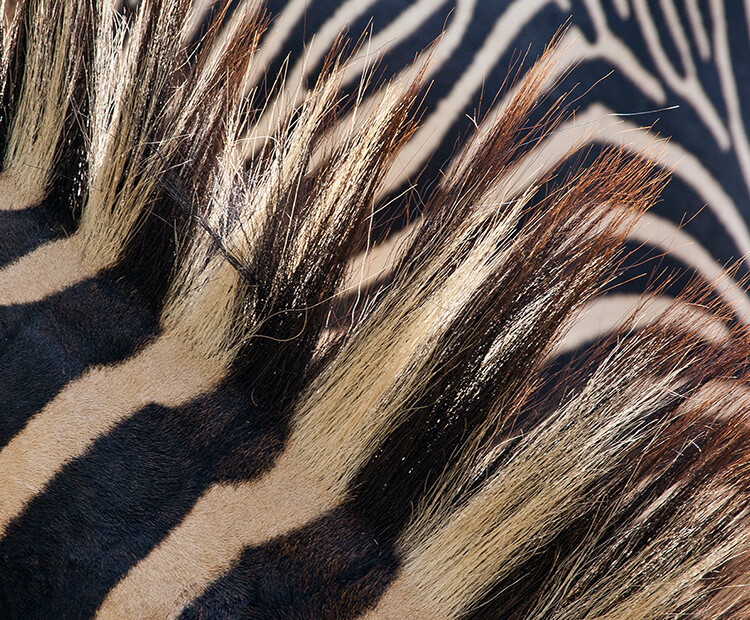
0,1,748,619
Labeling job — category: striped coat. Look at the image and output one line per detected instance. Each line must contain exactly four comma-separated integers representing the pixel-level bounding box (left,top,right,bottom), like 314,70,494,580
1,0,749,618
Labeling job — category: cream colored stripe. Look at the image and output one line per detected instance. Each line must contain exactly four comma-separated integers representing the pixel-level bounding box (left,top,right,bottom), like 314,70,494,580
660,0,696,82
0,236,99,306
613,0,630,19
360,577,425,619
0,173,43,211
556,293,731,355
633,0,730,149
630,211,750,323
340,0,455,88
244,0,309,90
286,0,380,90
184,0,219,43
249,0,476,165
710,0,750,198
480,101,750,278
686,0,711,61
0,334,220,537
380,0,674,196
580,0,666,101
378,0,569,194
96,448,334,620
350,103,750,321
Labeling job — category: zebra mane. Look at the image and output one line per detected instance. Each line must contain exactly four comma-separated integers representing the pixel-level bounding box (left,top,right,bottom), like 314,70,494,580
0,1,749,618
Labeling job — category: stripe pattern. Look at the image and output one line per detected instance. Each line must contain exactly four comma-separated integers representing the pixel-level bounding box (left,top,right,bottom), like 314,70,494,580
1,1,750,619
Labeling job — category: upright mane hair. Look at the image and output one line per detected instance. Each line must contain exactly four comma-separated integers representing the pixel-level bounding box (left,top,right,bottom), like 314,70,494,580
0,1,748,618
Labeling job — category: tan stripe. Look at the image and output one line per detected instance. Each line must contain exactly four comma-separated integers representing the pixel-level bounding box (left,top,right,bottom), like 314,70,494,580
0,334,220,537
0,236,98,305
0,172,43,210
96,448,334,620
460,100,750,307
378,0,568,194
359,577,425,619
244,0,308,90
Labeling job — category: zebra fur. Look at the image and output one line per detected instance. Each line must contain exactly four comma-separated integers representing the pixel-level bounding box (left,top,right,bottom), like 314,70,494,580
0,1,748,618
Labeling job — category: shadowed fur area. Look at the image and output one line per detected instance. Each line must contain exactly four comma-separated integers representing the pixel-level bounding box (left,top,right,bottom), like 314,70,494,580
1,1,750,619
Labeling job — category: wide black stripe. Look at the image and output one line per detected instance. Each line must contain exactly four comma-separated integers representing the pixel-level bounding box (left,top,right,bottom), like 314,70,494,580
0,203,73,269
0,268,156,447
0,381,282,619
180,505,397,620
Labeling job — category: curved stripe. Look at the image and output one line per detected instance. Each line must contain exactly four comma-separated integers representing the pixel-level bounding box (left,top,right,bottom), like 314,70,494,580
354,104,750,320
0,334,219,537
245,0,472,162
630,212,750,323
184,0,218,43
633,0,730,149
0,236,98,306
339,0,458,88
286,0,381,86
660,0,698,81
244,0,309,89
381,0,672,196
555,293,731,355
379,0,570,194
96,448,334,620
480,101,750,275
298,0,476,175
580,0,667,101
243,0,382,148
0,173,41,211
711,0,750,198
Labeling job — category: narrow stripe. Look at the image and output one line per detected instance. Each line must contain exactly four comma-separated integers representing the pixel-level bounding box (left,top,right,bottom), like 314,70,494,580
96,448,334,620
378,0,569,194
685,0,711,60
0,334,219,536
556,293,731,355
477,101,750,286
630,211,750,323
244,0,308,89
0,236,97,305
633,0,729,149
340,0,455,88
286,0,379,89
710,0,750,198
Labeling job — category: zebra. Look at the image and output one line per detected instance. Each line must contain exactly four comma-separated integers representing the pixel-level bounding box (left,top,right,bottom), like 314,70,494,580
0,0,749,617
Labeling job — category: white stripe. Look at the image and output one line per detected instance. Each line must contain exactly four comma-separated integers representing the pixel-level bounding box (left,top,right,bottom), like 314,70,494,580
556,293,731,355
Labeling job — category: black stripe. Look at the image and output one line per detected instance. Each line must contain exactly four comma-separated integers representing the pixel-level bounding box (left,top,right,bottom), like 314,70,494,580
0,202,73,269
180,505,397,620
0,268,156,447
0,380,282,619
